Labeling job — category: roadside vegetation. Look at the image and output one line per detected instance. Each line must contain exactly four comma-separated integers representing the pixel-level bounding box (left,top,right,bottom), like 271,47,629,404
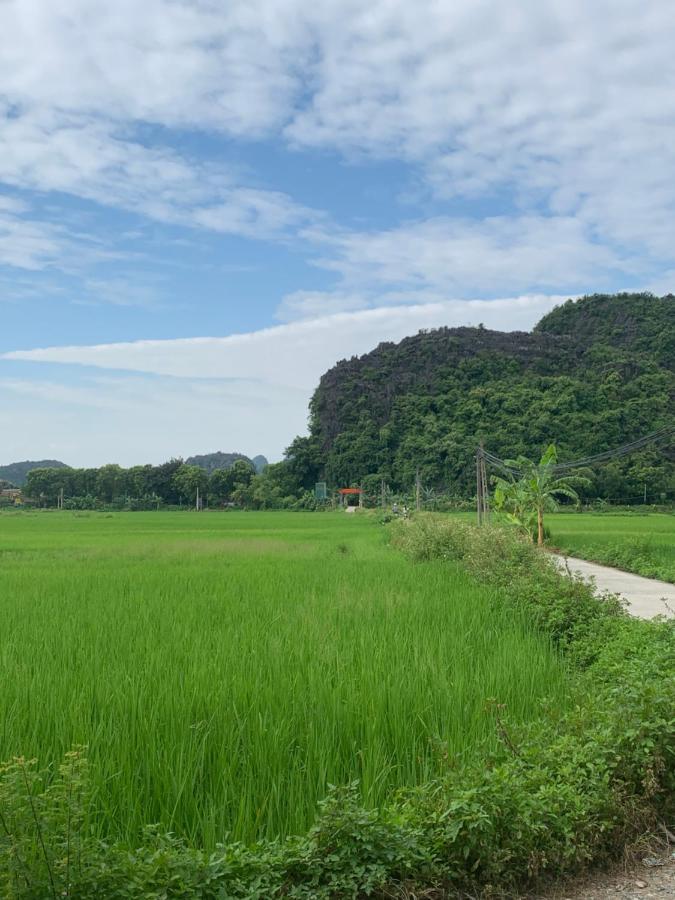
549,510,675,583
1,511,672,898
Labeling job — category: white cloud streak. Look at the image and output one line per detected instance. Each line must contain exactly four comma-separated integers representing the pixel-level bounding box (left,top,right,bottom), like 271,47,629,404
3,295,564,387
1,295,568,463
0,375,308,467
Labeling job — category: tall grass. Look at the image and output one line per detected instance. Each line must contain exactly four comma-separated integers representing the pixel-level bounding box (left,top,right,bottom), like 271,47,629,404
0,511,569,847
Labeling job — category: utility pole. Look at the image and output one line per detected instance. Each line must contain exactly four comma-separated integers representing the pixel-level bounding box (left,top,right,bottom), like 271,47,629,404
415,468,421,512
196,486,200,511
476,442,490,525
480,443,490,524
644,483,647,504
381,478,386,509
476,446,482,525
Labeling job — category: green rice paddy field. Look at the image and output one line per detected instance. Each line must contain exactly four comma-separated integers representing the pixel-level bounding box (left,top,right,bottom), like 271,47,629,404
547,511,675,582
0,510,569,849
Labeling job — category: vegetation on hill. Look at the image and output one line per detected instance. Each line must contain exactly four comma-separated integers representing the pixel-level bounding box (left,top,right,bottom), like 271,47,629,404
20,455,274,510
12,294,674,509
291,293,674,502
251,454,269,473
0,459,68,486
185,451,256,474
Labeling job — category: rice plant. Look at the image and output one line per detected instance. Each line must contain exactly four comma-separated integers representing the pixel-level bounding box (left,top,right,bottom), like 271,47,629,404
0,510,569,847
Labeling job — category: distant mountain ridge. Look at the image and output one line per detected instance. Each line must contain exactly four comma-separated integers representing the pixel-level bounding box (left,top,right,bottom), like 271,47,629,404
186,451,269,474
0,460,69,487
0,453,270,487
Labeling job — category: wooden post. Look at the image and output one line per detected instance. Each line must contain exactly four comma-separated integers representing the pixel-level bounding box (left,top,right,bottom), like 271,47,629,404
415,468,421,512
476,446,482,525
381,479,386,508
481,450,490,524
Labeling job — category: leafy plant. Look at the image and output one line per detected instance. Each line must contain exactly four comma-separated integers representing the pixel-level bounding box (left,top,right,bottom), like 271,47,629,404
492,444,590,544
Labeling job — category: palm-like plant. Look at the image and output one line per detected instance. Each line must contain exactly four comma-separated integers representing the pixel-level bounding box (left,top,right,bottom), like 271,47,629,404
492,445,590,545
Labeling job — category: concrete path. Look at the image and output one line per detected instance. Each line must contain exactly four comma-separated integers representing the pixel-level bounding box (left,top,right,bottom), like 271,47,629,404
552,554,675,620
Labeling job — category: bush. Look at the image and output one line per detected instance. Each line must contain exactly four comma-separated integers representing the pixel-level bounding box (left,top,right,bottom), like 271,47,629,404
1,518,673,898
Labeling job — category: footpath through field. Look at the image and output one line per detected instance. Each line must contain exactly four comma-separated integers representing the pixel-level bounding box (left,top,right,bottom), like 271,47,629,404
552,554,675,620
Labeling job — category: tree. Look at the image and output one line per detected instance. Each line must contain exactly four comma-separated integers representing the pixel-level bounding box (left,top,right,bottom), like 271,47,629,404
96,464,125,504
208,468,233,506
492,445,589,545
147,459,184,505
172,465,209,508
208,460,256,506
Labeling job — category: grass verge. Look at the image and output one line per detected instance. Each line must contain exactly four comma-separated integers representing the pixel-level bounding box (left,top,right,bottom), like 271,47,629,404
547,511,675,583
1,517,673,899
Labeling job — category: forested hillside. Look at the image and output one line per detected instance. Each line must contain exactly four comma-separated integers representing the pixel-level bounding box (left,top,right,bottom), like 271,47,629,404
186,451,255,474
0,460,68,487
297,293,674,501
186,452,269,474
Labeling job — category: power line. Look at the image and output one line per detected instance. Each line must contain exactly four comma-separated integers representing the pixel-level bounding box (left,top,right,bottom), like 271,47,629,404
480,424,675,476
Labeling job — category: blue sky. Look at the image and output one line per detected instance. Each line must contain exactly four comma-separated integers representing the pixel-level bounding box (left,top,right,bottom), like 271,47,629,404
1,0,674,466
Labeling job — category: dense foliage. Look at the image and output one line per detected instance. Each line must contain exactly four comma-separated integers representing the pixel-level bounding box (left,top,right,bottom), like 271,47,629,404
5,454,270,509
0,459,68,487
20,458,312,511
1,517,672,898
185,451,268,474
303,293,675,501
493,444,589,544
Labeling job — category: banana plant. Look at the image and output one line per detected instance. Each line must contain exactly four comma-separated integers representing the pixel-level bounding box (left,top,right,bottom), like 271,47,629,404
492,445,590,545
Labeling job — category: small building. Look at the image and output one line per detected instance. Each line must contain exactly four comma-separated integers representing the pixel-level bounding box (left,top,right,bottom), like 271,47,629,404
0,488,22,504
338,487,363,508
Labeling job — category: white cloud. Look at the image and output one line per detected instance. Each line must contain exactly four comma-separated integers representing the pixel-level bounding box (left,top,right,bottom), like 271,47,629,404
0,209,65,271
0,1,307,135
276,290,370,321
1,295,568,463
309,216,631,299
0,107,316,241
285,0,675,263
0,375,308,467
2,0,675,293
4,295,567,383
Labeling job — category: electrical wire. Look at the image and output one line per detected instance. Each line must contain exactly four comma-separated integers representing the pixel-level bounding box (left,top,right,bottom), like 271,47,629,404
480,424,675,476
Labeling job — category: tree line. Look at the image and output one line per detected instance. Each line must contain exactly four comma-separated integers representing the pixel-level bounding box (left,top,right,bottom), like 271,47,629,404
22,459,320,511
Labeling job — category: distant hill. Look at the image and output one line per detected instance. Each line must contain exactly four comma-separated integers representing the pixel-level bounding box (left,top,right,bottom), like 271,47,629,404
186,451,263,475
252,455,269,473
304,292,674,500
0,460,69,487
